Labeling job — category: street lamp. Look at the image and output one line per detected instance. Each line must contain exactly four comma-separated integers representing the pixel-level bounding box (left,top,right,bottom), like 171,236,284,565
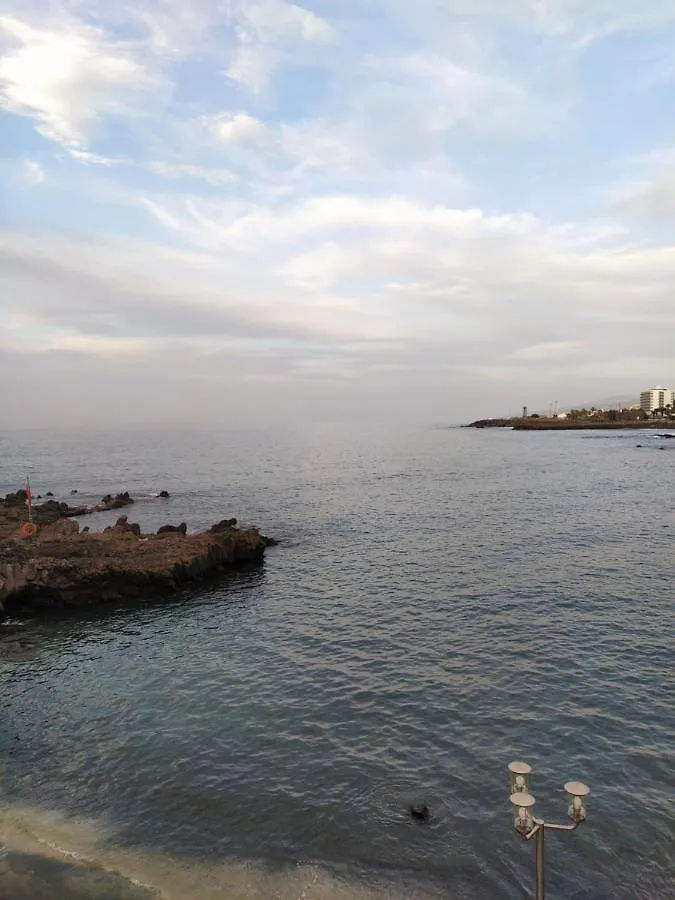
507,761,590,900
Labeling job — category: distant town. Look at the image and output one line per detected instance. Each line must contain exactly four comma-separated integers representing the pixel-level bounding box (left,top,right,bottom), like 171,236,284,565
469,386,675,430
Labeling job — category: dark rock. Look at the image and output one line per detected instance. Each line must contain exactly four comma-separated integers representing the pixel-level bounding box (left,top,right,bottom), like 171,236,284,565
409,803,430,822
96,492,134,511
3,490,27,507
70,489,78,495
636,444,642,448
104,516,141,537
46,492,54,497
209,518,238,533
37,495,42,499
158,490,170,498
157,523,187,536
263,535,279,547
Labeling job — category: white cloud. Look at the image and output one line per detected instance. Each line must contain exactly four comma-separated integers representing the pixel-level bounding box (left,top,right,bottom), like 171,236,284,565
0,14,161,147
147,161,237,185
242,0,334,42
211,111,267,144
225,39,277,93
66,148,237,186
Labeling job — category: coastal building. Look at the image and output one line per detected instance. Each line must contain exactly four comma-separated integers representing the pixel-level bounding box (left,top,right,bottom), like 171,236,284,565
640,386,675,413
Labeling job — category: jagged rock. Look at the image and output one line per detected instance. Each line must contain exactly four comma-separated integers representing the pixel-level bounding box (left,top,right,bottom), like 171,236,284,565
263,535,279,547
0,518,271,616
46,492,54,497
157,523,187,535
97,492,134,511
158,490,170,498
104,516,141,537
32,500,89,525
209,518,237,533
3,490,27,508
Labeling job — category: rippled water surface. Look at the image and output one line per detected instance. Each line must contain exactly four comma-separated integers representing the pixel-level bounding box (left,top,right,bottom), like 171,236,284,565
0,424,673,899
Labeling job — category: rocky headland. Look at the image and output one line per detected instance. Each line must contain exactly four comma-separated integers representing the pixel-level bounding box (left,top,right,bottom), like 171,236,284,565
467,417,674,430
0,489,275,618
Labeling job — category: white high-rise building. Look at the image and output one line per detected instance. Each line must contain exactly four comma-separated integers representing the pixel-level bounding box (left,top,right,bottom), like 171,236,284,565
639,386,675,413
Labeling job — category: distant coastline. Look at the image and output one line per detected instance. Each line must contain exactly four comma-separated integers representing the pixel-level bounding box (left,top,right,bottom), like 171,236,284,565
466,417,675,430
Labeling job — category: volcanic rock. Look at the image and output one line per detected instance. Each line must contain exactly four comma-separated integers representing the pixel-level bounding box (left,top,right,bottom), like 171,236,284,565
96,492,134,512
0,517,270,616
157,523,187,536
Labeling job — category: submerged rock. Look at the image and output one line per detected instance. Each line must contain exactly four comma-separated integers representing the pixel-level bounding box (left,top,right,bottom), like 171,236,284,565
409,803,430,822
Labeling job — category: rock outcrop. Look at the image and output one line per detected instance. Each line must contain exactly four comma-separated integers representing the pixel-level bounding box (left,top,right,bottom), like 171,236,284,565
0,517,271,616
157,523,187,535
96,491,134,512
0,493,87,540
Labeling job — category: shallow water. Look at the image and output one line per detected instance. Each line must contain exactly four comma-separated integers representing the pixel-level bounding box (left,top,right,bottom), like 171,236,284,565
0,424,674,899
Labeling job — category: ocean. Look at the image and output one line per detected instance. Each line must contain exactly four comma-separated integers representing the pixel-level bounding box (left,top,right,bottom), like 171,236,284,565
0,423,673,899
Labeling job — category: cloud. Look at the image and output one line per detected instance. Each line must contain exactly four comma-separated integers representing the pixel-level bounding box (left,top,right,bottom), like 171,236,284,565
210,112,267,144
1,0,674,425
67,148,237,186
0,14,162,148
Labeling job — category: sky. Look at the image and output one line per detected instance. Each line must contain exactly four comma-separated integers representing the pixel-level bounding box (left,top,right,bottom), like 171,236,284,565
1,0,675,427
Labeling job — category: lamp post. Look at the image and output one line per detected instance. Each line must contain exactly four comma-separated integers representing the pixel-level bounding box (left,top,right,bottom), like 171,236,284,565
508,761,590,900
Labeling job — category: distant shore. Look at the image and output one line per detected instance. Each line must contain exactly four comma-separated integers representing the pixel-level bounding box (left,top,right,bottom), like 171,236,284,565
466,417,675,431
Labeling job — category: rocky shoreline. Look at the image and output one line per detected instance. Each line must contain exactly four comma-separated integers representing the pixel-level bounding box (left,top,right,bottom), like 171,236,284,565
0,489,276,618
467,417,675,430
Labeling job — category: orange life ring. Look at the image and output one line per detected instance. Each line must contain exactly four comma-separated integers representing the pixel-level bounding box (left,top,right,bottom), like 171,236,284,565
20,521,38,538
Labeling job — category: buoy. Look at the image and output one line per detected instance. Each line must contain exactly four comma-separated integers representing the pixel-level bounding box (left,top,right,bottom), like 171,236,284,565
20,522,38,538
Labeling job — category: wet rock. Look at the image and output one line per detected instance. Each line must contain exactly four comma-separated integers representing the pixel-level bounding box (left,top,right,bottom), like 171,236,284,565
209,518,237,533
263,535,279,547
409,803,430,822
70,489,78,495
0,518,270,615
157,523,187,536
158,490,170,498
3,490,28,508
96,492,134,512
46,492,54,497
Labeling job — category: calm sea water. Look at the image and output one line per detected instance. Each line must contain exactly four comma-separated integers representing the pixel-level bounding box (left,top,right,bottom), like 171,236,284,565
0,424,673,900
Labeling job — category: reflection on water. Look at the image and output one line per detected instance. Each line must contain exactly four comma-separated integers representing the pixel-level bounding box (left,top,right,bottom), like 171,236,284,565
1,424,674,899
